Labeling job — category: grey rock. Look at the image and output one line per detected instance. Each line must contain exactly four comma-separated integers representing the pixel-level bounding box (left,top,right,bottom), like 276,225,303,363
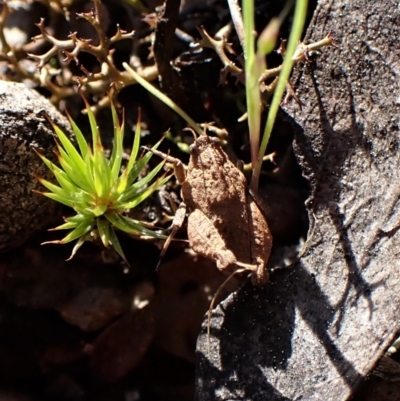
0,81,72,251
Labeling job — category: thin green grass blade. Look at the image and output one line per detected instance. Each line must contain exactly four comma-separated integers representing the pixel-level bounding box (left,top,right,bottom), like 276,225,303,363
109,101,120,167
243,0,261,191
92,145,105,197
123,63,203,137
56,145,74,170
55,213,92,229
254,0,308,189
71,190,94,206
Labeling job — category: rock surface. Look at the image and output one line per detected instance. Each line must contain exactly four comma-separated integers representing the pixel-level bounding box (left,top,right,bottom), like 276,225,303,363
0,81,72,251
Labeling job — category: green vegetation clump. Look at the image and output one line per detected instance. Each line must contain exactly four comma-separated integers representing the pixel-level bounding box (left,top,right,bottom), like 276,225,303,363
35,96,169,263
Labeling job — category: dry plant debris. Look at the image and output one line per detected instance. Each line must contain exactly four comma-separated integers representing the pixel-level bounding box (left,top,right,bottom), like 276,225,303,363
194,24,336,106
0,0,158,111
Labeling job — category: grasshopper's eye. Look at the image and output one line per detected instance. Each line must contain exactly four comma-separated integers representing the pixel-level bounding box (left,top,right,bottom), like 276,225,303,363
210,137,220,145
189,142,198,153
214,250,236,270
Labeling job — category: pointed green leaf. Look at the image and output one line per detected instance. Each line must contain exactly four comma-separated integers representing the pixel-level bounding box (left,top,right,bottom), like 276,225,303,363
64,213,90,223
38,153,68,179
122,216,166,239
96,145,112,197
93,203,107,216
119,151,152,192
123,135,163,190
121,159,166,202
52,123,86,174
82,94,101,150
58,220,94,244
97,217,110,247
105,212,135,234
109,103,123,183
72,202,97,217
41,192,74,208
56,147,92,192
125,110,141,177
66,110,89,157
83,146,96,190
106,212,166,239
56,145,74,170
52,168,78,193
66,236,87,261
51,151,93,193
81,95,110,197
38,177,69,198
51,220,80,230
107,227,128,264
121,174,171,210
120,171,171,206
38,154,85,195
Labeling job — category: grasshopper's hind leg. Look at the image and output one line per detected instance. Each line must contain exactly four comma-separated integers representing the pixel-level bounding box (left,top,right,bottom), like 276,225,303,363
156,201,187,269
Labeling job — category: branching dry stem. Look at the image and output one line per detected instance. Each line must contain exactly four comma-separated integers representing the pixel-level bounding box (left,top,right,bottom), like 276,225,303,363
196,25,242,85
195,26,336,105
0,0,159,112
